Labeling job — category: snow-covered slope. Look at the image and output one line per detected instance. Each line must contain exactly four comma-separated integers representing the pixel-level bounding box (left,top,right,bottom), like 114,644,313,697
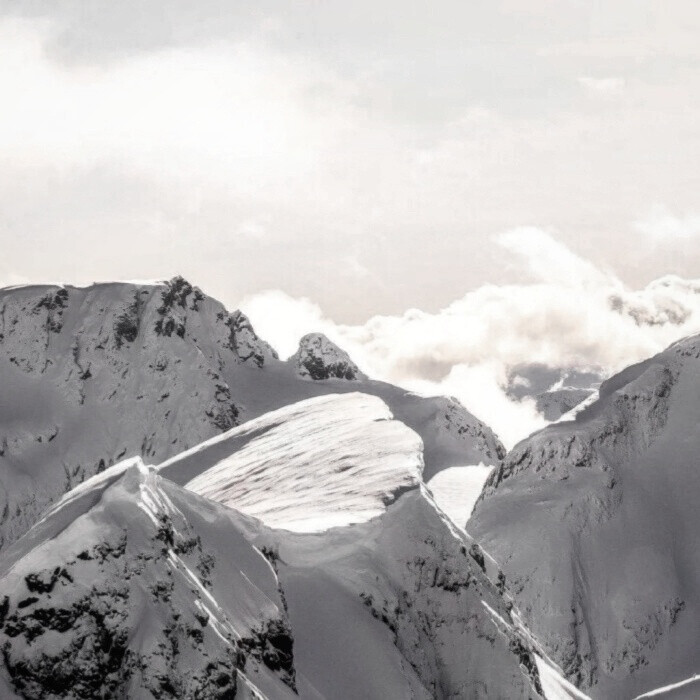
0,394,543,699
161,393,422,532
426,464,494,527
0,279,504,551
469,333,700,699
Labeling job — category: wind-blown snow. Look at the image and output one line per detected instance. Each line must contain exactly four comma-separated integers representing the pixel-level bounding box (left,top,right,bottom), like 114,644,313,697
162,393,424,532
634,674,700,699
426,464,493,528
535,656,592,700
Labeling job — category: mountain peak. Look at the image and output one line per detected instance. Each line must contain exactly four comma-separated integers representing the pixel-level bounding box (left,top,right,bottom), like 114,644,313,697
290,333,364,381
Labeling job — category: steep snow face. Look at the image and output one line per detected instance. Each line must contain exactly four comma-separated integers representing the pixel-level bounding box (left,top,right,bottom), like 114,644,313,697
535,657,592,700
289,333,364,381
0,461,298,699
418,395,505,480
0,428,543,698
469,334,700,699
0,278,276,550
426,464,493,528
161,393,423,532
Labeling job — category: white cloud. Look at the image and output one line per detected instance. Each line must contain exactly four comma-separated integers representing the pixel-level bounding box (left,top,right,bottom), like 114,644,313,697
238,290,332,359
237,216,271,241
577,76,625,95
0,18,352,191
241,229,700,448
634,204,700,240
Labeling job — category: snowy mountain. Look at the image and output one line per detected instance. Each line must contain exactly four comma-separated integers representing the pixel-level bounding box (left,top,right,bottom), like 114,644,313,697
0,279,503,552
0,393,545,699
506,364,601,421
469,334,700,699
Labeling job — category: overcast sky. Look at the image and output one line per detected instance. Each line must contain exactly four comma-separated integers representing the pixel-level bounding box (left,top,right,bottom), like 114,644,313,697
2,1,700,321
3,2,700,443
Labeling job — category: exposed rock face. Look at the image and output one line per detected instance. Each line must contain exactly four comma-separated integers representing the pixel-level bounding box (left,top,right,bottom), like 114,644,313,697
469,335,700,699
0,461,297,700
289,333,364,381
276,488,545,700
0,277,275,551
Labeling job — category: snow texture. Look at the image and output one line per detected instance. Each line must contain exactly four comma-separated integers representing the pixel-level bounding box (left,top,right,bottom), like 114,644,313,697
426,464,493,528
0,278,276,550
162,393,423,532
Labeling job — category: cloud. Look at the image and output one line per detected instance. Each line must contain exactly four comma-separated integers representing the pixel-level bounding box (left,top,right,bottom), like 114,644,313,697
240,229,700,448
497,227,610,287
237,216,271,241
634,204,700,240
577,76,625,95
238,290,332,359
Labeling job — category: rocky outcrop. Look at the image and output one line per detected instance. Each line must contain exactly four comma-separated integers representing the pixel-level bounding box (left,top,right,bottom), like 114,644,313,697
470,336,700,699
289,333,364,381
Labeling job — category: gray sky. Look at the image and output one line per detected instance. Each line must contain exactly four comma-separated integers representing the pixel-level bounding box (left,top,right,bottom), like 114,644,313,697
2,1,700,322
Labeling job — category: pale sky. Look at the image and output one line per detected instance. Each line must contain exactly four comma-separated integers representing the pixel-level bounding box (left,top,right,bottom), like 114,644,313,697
2,1,700,324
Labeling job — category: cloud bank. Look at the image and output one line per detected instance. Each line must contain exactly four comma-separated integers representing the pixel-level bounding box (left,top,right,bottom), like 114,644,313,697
240,229,700,448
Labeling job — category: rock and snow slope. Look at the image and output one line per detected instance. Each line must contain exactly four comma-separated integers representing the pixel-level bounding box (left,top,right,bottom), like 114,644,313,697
469,333,700,699
0,393,543,700
0,277,275,550
0,279,504,551
0,459,298,700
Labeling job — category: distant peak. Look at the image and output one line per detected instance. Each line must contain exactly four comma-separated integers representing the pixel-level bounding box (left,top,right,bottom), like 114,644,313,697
290,333,365,381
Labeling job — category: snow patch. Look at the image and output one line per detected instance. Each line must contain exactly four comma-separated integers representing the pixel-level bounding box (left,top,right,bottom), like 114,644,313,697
166,393,423,532
427,464,493,528
535,655,592,700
